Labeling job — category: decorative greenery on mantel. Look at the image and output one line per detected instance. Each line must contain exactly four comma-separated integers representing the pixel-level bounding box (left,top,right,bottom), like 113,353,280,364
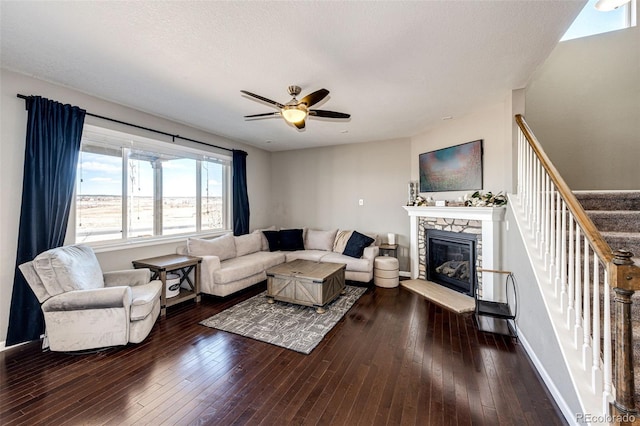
464,191,507,207
409,191,507,208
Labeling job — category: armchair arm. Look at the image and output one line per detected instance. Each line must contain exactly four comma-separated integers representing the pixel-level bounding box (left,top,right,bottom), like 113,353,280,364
104,269,151,287
363,246,380,261
42,286,132,312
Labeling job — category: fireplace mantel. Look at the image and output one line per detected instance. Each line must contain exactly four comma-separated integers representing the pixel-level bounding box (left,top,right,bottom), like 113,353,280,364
403,205,506,301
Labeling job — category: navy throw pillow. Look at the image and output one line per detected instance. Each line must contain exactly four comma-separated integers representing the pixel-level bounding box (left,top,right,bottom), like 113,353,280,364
279,229,305,251
262,230,281,252
343,231,375,258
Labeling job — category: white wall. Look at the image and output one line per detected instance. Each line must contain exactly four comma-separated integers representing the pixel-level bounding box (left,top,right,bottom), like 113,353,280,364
270,138,412,271
411,98,514,198
525,20,640,190
0,69,272,345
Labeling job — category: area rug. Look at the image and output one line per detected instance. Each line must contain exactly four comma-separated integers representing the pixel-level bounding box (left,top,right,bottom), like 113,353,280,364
200,285,367,354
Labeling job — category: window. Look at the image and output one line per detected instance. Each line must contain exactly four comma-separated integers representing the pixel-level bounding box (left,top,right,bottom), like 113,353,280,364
561,0,636,41
75,125,231,245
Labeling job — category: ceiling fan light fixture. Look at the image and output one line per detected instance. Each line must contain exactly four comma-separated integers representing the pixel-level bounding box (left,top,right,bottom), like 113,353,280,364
281,105,307,124
594,0,630,11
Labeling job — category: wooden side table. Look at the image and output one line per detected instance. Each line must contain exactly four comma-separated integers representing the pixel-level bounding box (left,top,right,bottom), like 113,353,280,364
379,243,398,258
132,254,202,316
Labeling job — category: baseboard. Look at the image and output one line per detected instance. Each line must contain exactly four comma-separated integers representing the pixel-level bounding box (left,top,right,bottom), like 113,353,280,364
0,336,42,352
516,326,577,426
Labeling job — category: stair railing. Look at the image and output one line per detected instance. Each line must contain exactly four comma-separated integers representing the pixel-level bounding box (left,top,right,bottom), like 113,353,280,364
515,114,640,417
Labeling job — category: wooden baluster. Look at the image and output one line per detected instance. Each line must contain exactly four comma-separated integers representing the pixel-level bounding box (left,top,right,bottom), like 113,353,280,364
540,172,549,262
566,212,575,323
583,238,592,370
549,186,556,283
574,226,582,347
517,130,522,197
534,160,541,243
555,192,562,297
560,201,568,311
592,255,602,393
602,268,613,413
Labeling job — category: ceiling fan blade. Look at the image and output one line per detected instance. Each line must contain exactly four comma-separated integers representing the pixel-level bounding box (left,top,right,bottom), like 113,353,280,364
309,109,351,119
300,89,329,107
244,112,280,118
240,90,285,108
294,120,306,130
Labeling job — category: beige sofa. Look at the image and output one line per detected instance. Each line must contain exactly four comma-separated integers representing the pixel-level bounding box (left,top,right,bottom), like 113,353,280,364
176,228,379,297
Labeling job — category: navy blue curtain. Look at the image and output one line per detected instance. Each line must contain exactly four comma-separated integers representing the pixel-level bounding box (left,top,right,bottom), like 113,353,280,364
232,149,250,235
6,96,86,346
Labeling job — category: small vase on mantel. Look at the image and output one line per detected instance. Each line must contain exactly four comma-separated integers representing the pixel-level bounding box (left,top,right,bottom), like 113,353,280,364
407,181,418,205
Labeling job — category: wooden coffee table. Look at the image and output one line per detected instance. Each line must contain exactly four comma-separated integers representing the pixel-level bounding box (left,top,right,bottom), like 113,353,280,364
266,259,346,313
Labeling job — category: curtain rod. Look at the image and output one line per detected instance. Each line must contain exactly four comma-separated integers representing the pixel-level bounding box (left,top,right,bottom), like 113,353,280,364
16,94,234,153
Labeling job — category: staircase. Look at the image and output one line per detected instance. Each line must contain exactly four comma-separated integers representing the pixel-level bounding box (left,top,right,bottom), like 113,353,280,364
515,115,640,422
575,191,640,258
576,190,640,409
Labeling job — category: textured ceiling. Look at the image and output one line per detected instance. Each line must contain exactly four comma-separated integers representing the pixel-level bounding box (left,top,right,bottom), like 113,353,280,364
0,1,584,151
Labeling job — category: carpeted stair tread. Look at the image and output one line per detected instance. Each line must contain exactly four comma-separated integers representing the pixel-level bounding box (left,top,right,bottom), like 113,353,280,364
574,190,640,211
601,232,640,256
587,211,640,233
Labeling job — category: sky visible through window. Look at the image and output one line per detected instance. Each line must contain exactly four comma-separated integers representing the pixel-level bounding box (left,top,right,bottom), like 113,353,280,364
77,152,223,197
562,0,630,41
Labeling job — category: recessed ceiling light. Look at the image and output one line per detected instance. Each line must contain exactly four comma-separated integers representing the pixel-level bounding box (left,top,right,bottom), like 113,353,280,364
442,116,453,120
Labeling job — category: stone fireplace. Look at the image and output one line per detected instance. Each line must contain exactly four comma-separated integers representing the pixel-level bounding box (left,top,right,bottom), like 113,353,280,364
404,205,505,301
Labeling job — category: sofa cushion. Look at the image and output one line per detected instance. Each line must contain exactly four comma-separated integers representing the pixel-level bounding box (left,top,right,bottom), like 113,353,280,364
33,244,104,296
284,250,330,262
343,231,375,258
235,233,262,257
333,230,353,253
280,229,305,251
241,251,286,270
187,234,236,261
213,256,266,284
129,280,162,321
320,252,372,273
262,230,281,252
305,229,338,251
253,226,276,251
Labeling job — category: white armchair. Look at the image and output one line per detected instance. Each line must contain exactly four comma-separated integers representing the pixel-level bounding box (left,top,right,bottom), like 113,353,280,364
18,244,162,352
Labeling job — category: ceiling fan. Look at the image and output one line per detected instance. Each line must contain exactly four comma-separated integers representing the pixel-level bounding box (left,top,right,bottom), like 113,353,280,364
241,85,350,129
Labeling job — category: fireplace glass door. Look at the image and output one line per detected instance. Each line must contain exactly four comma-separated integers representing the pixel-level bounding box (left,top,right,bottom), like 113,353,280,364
426,229,477,296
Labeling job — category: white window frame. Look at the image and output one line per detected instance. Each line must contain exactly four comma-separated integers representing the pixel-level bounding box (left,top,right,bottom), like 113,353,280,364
70,125,232,252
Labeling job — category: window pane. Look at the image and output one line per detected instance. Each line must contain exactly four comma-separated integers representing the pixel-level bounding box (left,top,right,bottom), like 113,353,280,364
562,0,630,41
201,160,224,231
163,158,196,235
76,150,123,243
128,153,155,238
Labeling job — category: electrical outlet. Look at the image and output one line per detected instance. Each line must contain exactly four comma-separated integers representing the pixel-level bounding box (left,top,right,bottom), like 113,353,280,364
358,199,364,206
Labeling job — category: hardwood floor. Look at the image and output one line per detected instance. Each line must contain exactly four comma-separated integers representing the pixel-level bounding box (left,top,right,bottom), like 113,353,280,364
0,282,566,425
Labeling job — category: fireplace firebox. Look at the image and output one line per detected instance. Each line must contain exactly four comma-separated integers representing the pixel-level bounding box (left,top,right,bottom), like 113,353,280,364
426,229,477,296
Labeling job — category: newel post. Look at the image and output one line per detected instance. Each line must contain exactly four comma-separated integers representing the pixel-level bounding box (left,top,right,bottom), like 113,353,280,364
611,249,640,415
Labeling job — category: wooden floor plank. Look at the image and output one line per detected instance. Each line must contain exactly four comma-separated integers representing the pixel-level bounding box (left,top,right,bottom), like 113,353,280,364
0,281,566,425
